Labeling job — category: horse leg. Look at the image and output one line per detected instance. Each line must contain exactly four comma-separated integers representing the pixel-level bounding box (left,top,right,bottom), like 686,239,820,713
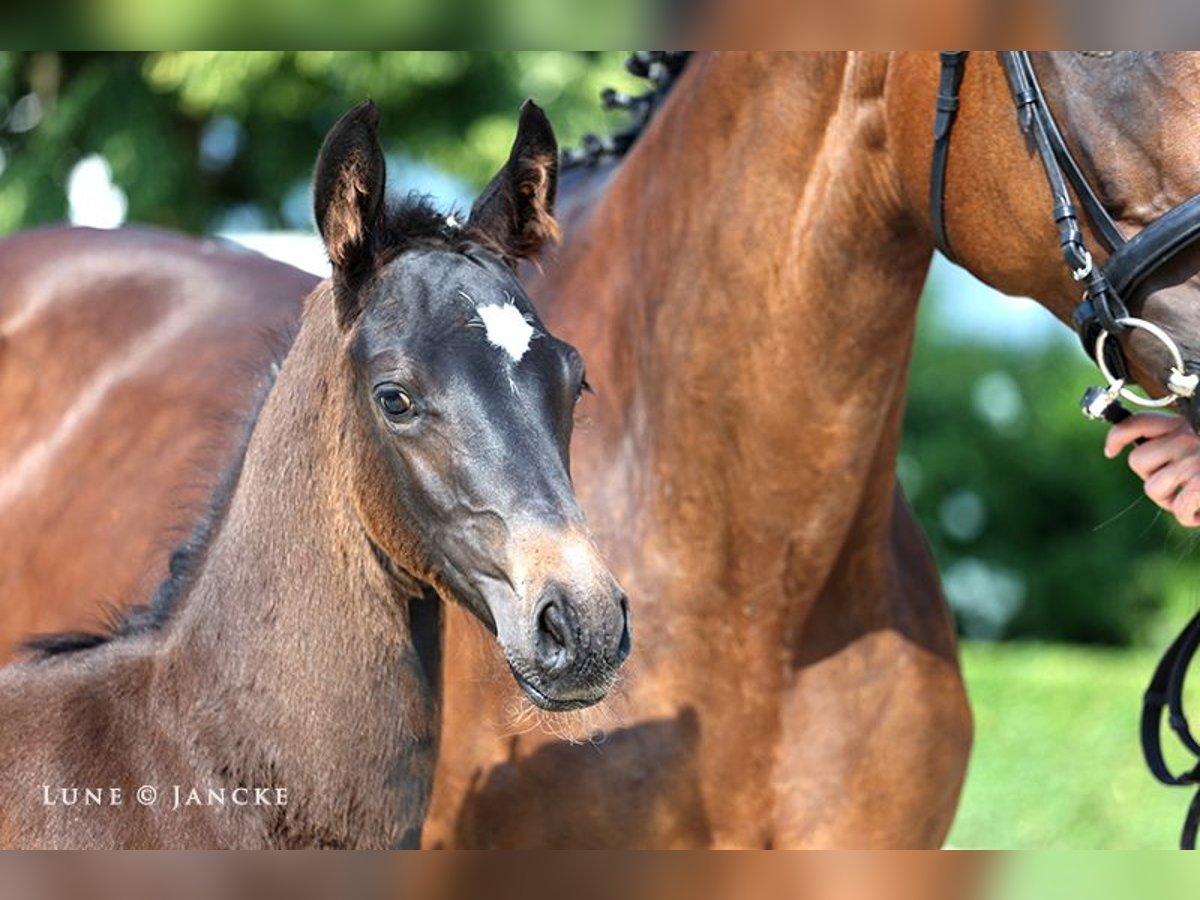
769,491,972,848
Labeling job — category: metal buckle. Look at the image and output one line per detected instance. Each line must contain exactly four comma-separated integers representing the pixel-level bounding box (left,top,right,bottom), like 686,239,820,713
1072,248,1094,282
1081,382,1124,420
1169,368,1200,397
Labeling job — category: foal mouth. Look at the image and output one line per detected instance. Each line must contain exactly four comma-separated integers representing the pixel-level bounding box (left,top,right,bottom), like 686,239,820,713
511,671,607,712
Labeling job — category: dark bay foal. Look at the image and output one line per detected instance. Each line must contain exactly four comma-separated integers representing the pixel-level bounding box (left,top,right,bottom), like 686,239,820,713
0,100,629,849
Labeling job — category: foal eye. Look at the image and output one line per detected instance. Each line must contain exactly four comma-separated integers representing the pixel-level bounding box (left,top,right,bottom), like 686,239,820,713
376,386,415,421
576,376,594,402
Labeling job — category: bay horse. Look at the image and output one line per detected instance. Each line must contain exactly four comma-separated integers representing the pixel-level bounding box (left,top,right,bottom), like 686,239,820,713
4,52,1200,848
0,99,629,848
0,227,317,662
422,51,1200,848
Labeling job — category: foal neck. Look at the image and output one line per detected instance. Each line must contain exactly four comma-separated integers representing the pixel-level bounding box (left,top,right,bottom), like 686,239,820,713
158,285,438,848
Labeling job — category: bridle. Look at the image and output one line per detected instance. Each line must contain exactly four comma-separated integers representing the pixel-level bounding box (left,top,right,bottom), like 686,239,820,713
931,51,1200,422
930,50,1200,850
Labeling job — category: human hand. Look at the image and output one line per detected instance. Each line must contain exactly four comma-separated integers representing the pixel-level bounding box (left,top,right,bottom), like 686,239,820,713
1105,412,1200,527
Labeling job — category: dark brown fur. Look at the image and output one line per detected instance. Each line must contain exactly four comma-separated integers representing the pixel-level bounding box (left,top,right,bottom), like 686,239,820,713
468,103,561,265
0,226,316,664
0,278,442,848
0,100,622,849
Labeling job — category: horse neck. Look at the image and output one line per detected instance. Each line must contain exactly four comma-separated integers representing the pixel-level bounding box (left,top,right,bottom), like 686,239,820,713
156,286,438,847
551,53,930,562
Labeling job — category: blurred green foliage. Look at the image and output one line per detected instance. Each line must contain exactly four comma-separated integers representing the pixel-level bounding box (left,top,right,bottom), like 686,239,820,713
8,0,653,51
0,51,642,234
902,295,1200,647
96,0,648,47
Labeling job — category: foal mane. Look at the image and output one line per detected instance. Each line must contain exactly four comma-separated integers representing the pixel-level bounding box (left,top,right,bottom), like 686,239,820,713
23,195,468,660
562,51,692,169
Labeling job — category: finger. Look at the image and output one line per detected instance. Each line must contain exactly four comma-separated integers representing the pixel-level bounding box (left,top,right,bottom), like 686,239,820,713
1144,455,1200,509
1172,485,1200,527
1105,412,1189,458
1126,432,1200,481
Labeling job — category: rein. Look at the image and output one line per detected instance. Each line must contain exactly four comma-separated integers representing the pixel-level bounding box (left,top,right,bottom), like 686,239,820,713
931,50,1200,850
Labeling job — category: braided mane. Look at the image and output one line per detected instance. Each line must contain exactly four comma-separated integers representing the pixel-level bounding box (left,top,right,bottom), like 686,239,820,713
562,52,692,169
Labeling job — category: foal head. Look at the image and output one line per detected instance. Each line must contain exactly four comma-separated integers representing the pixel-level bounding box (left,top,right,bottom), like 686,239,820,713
313,100,629,710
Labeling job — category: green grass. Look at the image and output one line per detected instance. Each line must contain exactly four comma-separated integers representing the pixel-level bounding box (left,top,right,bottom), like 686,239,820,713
989,854,1200,899
948,641,1200,849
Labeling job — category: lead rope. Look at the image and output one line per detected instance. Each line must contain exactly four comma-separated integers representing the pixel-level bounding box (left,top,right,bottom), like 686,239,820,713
1141,605,1200,849
1021,49,1200,843
931,50,1200,849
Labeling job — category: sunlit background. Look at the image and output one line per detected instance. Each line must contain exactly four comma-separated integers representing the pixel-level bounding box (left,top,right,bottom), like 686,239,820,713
2,51,1198,849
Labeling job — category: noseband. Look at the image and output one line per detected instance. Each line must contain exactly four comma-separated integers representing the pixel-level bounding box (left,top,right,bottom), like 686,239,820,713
931,51,1200,425
931,51,1200,850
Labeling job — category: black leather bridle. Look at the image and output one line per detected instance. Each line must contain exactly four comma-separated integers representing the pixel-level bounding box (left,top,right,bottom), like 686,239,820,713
930,50,1200,850
933,51,1200,407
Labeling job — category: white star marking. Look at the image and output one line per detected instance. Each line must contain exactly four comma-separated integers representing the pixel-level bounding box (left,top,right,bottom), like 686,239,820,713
476,301,535,363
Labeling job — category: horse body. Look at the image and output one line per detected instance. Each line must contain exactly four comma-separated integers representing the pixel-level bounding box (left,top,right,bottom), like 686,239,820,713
428,51,1200,848
0,226,317,663
427,52,970,848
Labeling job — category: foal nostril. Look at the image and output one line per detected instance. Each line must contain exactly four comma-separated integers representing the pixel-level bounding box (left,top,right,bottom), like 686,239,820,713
615,594,632,665
535,595,576,675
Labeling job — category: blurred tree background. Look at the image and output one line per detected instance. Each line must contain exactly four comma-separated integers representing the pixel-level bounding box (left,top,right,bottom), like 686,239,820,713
1,51,1197,650
903,296,1200,649
10,0,651,49
0,51,642,234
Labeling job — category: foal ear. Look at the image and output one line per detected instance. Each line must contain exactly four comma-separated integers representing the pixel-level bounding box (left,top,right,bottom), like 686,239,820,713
468,99,560,264
313,100,386,319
